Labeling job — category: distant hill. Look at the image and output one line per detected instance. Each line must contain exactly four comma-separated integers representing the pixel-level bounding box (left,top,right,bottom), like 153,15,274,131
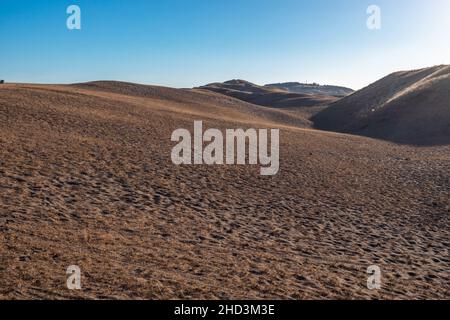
312,65,450,145
265,82,354,97
198,79,338,109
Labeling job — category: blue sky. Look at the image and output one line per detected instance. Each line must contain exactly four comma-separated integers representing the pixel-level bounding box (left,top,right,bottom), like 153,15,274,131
0,0,449,89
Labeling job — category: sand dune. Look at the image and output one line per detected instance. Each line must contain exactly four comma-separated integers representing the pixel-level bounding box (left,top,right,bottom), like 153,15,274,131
0,81,449,299
312,65,450,145
198,79,338,109
75,81,313,128
265,82,353,97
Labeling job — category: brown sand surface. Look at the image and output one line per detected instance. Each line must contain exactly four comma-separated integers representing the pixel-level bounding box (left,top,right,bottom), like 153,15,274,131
0,82,449,299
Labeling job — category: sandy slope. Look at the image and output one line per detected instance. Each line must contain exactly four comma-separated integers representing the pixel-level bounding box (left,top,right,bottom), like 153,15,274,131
312,65,450,145
0,82,449,299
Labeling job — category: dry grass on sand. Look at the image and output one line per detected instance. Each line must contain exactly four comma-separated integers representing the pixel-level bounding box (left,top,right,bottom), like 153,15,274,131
0,82,449,299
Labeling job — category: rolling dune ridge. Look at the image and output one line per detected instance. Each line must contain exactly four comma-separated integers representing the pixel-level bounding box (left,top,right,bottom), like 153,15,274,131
198,80,340,109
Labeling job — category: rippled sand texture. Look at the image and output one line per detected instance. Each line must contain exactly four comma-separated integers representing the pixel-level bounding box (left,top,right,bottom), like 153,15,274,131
0,82,449,299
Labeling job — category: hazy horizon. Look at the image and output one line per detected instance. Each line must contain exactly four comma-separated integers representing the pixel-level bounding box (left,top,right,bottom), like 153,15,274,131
1,0,449,90
3,63,448,91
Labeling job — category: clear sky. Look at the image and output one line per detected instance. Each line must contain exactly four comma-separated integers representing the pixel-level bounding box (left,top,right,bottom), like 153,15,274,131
0,0,449,89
